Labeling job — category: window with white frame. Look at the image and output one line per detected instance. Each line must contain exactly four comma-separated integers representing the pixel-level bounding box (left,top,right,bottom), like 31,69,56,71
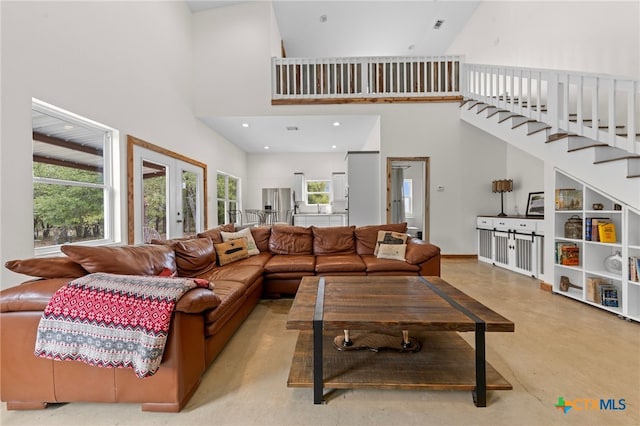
217,172,239,225
306,180,331,205
32,99,117,253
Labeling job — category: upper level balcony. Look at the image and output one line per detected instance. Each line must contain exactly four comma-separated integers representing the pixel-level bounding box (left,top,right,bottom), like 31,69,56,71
271,55,463,105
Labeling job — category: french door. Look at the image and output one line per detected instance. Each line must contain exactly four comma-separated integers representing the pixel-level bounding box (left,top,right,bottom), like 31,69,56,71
132,146,204,243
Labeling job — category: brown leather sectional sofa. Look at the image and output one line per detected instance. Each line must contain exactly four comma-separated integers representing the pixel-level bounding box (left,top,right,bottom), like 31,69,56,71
0,223,440,412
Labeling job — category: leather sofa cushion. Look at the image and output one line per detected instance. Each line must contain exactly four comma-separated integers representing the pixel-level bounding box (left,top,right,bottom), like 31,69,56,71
197,223,235,244
204,265,263,289
360,254,419,273
315,254,365,273
250,227,271,252
231,252,272,268
312,226,356,255
0,278,70,312
264,254,315,273
405,239,441,265
5,257,87,279
204,280,246,324
355,223,408,255
268,225,313,255
61,244,176,276
155,237,217,277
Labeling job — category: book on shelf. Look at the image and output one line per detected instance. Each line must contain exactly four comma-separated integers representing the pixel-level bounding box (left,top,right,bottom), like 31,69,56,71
599,284,619,307
555,242,580,266
585,217,609,242
555,188,583,210
630,256,640,282
597,222,617,243
586,277,607,303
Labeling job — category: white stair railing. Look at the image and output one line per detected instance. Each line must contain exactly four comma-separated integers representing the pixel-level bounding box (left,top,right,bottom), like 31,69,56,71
462,63,639,156
272,55,464,100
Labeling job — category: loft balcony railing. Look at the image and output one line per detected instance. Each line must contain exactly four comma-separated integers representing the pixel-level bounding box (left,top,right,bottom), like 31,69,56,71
462,63,640,156
271,55,463,103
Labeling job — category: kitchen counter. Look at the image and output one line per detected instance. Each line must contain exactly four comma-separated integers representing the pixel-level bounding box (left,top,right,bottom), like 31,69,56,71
293,212,347,227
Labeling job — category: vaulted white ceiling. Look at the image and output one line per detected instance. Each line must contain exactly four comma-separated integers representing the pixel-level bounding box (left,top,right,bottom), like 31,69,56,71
186,0,480,153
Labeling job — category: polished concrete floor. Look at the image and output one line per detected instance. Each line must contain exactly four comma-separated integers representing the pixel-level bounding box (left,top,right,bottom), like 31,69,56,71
2,258,639,426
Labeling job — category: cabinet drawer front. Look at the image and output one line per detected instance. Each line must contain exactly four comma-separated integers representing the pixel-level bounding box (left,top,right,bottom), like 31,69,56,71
493,219,511,230
513,220,537,232
476,217,493,228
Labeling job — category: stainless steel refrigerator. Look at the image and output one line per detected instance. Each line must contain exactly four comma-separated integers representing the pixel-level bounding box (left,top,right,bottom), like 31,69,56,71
261,188,292,223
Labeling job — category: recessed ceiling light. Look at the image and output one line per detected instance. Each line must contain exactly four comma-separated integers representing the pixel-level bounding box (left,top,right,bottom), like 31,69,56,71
331,145,337,149
241,123,249,128
320,14,327,23
63,125,74,130
263,146,269,150
333,121,340,127
408,44,415,50
433,19,445,30
286,126,299,131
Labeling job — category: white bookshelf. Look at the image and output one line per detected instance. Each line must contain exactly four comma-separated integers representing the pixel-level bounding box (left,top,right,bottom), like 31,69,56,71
554,169,639,322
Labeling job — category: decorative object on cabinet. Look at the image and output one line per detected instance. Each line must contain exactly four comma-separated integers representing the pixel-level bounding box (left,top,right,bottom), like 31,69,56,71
553,169,638,322
559,275,582,292
492,179,513,217
563,215,582,239
604,251,623,274
592,203,604,210
525,191,544,217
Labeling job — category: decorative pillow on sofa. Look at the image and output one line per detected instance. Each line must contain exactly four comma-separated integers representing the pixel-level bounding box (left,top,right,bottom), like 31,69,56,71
4,257,88,279
197,223,235,244
61,244,177,276
376,243,407,261
221,227,260,256
354,223,407,255
373,230,408,256
214,238,249,266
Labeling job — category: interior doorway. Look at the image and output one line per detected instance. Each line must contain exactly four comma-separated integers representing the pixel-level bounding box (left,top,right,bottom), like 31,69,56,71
386,157,430,241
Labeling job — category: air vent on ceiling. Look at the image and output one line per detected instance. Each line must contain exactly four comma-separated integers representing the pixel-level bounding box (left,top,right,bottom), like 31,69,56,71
286,126,299,131
433,19,445,30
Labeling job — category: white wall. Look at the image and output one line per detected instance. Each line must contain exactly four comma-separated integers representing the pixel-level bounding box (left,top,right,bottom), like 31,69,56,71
193,1,276,117
448,1,640,77
0,1,247,288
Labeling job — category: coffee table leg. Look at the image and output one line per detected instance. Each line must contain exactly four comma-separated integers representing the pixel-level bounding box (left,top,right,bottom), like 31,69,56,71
472,322,487,407
313,318,323,404
313,277,326,405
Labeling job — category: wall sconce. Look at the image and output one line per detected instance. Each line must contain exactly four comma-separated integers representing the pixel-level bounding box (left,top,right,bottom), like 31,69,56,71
492,179,513,217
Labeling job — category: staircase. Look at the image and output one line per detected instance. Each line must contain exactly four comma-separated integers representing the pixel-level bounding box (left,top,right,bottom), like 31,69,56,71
460,64,640,209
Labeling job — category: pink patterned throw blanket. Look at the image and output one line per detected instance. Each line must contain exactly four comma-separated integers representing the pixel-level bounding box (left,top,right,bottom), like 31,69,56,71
34,272,209,378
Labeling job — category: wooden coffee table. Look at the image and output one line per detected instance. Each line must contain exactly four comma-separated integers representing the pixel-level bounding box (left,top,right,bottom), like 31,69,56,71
286,276,514,407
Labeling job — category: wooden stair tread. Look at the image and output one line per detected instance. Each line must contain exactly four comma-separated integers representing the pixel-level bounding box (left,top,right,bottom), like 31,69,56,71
567,142,608,152
545,132,573,143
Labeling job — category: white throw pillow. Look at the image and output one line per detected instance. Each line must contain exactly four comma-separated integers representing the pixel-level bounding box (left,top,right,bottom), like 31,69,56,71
221,227,260,256
376,243,407,261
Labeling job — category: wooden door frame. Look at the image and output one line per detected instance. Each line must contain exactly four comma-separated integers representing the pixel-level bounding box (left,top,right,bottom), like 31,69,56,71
386,156,430,241
127,135,208,244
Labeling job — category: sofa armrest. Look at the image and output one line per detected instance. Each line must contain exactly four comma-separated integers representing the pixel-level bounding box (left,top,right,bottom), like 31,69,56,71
1,277,221,315
175,288,221,314
405,238,441,265
0,278,71,313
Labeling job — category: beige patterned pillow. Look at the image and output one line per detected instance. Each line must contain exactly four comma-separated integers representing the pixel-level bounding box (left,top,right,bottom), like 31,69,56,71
214,239,249,266
221,227,260,256
373,231,408,256
376,243,407,261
